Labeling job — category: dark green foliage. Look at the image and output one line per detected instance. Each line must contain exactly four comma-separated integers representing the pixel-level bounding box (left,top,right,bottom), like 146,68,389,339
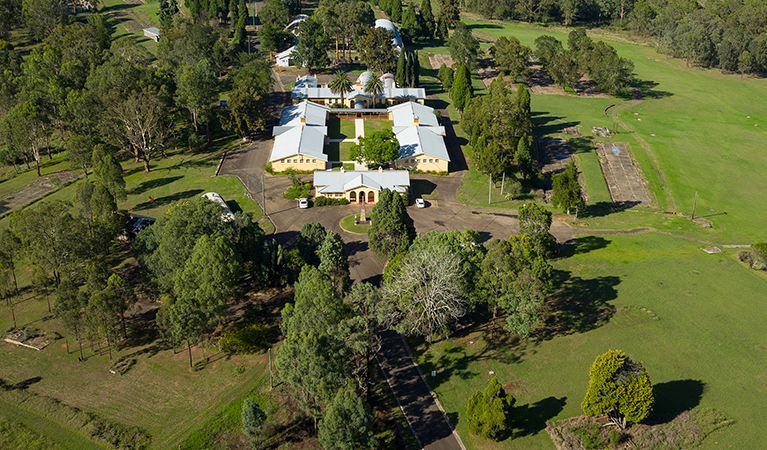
518,202,557,259
390,0,402,22
581,350,655,428
514,134,538,181
259,0,290,27
466,377,515,439
349,129,400,167
368,188,416,259
297,222,327,266
400,4,422,42
534,35,564,68
318,231,351,292
357,27,398,74
570,424,604,449
219,324,270,353
329,70,353,106
551,161,585,214
421,0,436,38
364,76,384,107
315,196,350,206
437,0,460,28
451,63,473,112
396,50,408,88
449,22,480,69
438,63,454,90
491,36,531,81
292,17,331,71
220,58,274,138
158,0,179,29
241,398,267,445
283,173,311,199
318,388,377,450
436,15,448,39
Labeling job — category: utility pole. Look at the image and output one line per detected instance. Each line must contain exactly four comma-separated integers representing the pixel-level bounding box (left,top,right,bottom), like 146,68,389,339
488,175,492,204
691,191,699,219
500,172,505,196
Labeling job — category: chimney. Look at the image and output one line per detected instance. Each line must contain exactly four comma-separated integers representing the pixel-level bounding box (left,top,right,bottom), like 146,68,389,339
300,116,306,125
414,117,419,125
340,166,345,173
378,166,383,173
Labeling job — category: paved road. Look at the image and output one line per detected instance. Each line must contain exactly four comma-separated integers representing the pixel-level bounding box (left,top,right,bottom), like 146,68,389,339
377,330,464,450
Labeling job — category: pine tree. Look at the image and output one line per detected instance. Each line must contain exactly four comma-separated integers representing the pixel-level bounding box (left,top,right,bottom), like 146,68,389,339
318,231,351,292
400,4,422,42
514,135,536,181
368,189,415,259
467,377,515,439
241,398,267,444
421,0,436,38
396,52,407,87
451,63,473,112
390,0,402,23
405,51,415,87
159,0,180,29
436,16,448,40
413,50,421,86
318,388,377,450
551,161,584,215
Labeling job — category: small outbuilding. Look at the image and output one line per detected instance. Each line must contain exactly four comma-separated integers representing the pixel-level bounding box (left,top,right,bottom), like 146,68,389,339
143,27,160,42
276,44,297,67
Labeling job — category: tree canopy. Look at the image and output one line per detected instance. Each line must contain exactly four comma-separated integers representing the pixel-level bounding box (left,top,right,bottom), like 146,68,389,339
467,377,516,439
356,27,398,74
368,188,415,259
349,130,400,168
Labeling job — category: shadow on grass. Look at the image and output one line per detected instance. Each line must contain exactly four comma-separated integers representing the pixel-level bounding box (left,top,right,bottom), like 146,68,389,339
652,379,705,421
133,189,204,211
513,396,568,438
560,235,611,257
536,270,619,341
627,78,674,100
569,136,595,154
128,175,184,195
13,376,42,390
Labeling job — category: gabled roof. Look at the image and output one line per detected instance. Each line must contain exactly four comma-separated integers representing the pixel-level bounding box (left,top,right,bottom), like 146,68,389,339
292,86,426,101
314,170,410,194
276,44,297,60
389,102,440,127
295,75,318,88
278,101,329,128
395,126,451,161
374,19,405,49
270,126,328,162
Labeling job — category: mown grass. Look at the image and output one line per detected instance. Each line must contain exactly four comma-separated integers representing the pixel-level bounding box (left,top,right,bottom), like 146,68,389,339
328,117,356,140
412,232,767,450
459,20,767,243
0,401,107,450
364,119,393,135
340,214,371,234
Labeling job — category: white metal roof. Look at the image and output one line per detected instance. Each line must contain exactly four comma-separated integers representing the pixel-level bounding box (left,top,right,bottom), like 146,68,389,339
295,75,318,88
292,86,425,100
374,19,404,49
278,101,329,128
314,170,410,194
389,102,440,127
270,126,328,162
395,126,451,161
276,44,297,60
202,192,235,222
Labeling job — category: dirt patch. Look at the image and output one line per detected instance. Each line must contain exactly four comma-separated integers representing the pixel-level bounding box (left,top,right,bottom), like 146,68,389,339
428,53,454,72
594,142,652,207
536,137,588,203
0,170,78,213
524,64,568,95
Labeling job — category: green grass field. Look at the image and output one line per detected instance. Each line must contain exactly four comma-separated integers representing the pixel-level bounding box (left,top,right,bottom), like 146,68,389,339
363,119,393,135
413,232,767,450
457,20,767,244
328,118,356,140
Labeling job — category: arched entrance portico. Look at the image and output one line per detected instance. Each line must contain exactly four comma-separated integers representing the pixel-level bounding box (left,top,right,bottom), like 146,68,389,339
358,190,365,203
349,191,356,202
368,191,375,203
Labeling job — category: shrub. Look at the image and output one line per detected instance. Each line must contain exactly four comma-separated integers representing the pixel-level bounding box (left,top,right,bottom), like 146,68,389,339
609,428,622,446
753,242,767,261
570,424,603,450
466,377,515,440
219,324,270,354
264,162,273,173
315,196,350,207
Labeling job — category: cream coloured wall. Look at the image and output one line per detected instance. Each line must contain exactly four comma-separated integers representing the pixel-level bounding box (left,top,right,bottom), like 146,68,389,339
271,155,326,172
395,156,448,173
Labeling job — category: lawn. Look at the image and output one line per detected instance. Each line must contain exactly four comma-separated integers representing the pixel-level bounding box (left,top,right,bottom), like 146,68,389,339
325,142,354,162
327,117,356,140
340,214,371,234
411,232,767,450
458,20,767,244
363,119,393,135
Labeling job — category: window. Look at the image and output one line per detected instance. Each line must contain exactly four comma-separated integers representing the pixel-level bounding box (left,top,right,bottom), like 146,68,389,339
429,159,433,163
411,159,415,163
312,159,316,163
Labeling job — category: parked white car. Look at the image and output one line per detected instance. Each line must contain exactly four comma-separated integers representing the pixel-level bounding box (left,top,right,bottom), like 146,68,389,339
415,198,425,208
299,198,309,209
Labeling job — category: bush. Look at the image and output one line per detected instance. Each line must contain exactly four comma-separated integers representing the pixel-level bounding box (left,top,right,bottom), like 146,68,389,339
609,428,622,446
753,242,767,261
570,424,603,450
218,324,270,354
466,377,515,440
315,196,350,207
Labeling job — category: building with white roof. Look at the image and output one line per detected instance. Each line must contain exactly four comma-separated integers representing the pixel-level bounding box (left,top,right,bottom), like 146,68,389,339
276,44,297,67
314,168,410,204
202,192,235,222
387,102,450,172
269,101,330,171
291,71,426,109
375,19,404,51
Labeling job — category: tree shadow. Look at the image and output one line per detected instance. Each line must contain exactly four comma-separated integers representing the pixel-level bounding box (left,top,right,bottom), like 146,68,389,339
345,240,368,256
128,175,183,195
446,411,459,428
468,23,503,30
513,396,568,438
420,345,479,391
631,79,674,100
133,189,204,210
536,270,620,340
411,179,437,199
569,136,595,154
651,379,705,422
14,376,42,390
560,235,611,257
272,230,299,246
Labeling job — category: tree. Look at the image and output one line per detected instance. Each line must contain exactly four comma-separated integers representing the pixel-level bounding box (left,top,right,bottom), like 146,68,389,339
241,398,267,446
451,63,473,112
350,130,400,168
318,231,351,292
364,72,385,108
53,279,87,359
437,0,460,28
318,388,377,450
91,144,127,203
297,222,327,266
259,22,294,57
467,377,515,439
111,89,174,173
551,161,585,215
400,4,422,42
346,283,383,400
518,202,557,258
395,52,408,88
739,50,753,77
478,239,515,318
382,243,466,344
220,59,273,138
421,0,436,37
449,22,480,69
175,59,218,134
436,16,448,39
329,70,353,107
581,350,654,429
548,51,581,89
0,229,21,296
533,35,563,68
9,201,84,286
438,63,454,89
292,17,331,72
158,0,180,29
390,0,402,22
491,36,531,81
368,188,415,259
356,27,398,74
259,0,290,27
514,135,537,181
22,0,67,40
474,137,510,183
